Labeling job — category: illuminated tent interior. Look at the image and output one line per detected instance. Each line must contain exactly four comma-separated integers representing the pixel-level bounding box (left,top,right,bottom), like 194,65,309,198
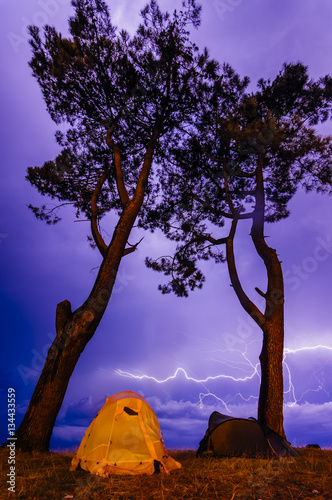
70,391,181,476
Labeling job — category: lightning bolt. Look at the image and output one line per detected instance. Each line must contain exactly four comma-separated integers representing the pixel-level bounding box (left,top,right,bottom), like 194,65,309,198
115,366,259,384
284,345,332,354
114,344,332,410
198,391,259,412
283,344,332,406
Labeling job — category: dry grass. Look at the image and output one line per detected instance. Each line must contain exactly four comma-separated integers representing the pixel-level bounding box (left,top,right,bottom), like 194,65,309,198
1,448,331,499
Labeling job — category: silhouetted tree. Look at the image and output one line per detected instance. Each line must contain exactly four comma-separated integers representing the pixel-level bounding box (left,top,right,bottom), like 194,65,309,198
13,0,207,452
145,62,332,438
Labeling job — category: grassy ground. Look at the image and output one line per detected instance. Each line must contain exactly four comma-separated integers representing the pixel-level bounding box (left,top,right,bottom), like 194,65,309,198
0,448,331,499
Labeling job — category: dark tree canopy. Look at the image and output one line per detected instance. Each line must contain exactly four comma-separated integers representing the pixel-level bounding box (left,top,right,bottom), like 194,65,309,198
27,0,205,234
145,62,332,296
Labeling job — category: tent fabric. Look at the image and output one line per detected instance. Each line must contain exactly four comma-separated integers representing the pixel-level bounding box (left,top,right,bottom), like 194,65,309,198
197,411,299,458
70,391,181,476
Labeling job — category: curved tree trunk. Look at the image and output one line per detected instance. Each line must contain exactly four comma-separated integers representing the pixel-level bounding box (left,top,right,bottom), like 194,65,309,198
14,204,137,451
225,154,286,438
251,156,285,438
250,227,285,437
12,129,159,452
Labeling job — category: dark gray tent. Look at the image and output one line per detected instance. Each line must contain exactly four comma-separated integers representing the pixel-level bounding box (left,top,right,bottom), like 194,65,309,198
197,412,299,458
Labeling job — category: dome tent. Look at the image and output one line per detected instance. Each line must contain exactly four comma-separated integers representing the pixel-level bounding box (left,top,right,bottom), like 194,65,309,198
70,391,181,476
196,411,299,458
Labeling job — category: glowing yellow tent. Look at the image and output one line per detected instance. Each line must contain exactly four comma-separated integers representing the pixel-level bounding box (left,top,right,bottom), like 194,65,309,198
70,391,181,476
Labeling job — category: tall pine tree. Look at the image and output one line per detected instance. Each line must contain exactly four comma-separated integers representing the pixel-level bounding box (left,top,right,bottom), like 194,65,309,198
13,0,209,452
145,62,332,437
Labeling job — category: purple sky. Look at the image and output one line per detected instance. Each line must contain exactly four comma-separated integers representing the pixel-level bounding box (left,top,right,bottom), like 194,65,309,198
1,0,332,451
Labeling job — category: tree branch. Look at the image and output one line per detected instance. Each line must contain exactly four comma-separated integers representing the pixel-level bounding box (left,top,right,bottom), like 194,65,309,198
255,287,267,299
232,170,256,178
193,194,254,219
226,214,265,327
46,202,75,213
204,234,228,245
223,160,237,215
179,233,228,257
90,170,109,258
106,129,130,207
123,237,144,257
133,125,160,205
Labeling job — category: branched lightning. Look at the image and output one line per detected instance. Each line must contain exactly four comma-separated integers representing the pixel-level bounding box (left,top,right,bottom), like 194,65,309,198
115,366,258,384
114,344,332,409
283,344,331,406
198,391,259,413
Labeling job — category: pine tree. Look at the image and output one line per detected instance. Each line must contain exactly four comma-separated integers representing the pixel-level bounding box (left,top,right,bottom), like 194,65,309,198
145,62,332,437
13,0,207,452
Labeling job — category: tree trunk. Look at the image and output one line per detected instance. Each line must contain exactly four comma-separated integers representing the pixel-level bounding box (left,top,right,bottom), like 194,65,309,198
225,154,286,438
227,230,286,438
250,155,286,438
14,203,139,451
12,126,160,452
251,234,285,437
258,317,285,438
13,308,97,452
